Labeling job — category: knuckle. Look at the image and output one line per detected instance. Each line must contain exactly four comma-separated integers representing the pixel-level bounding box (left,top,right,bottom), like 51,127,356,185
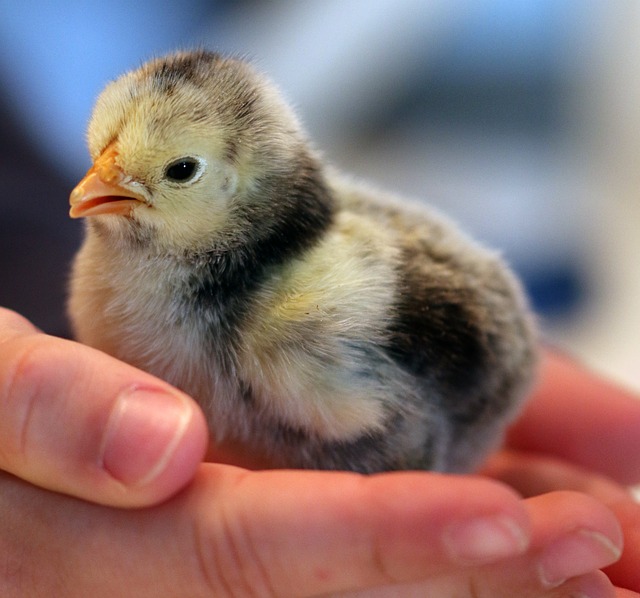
188,477,277,597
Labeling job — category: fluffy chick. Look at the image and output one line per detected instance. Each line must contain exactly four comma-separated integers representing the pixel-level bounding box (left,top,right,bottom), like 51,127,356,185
68,50,536,473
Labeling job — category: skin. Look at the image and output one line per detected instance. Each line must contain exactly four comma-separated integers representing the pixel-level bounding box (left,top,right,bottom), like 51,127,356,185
0,307,639,597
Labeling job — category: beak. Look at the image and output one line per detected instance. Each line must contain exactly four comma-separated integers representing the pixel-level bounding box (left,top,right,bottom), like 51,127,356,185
69,143,147,218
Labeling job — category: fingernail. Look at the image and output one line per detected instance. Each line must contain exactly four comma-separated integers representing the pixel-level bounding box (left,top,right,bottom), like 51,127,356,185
443,515,529,564
538,529,622,588
100,387,193,486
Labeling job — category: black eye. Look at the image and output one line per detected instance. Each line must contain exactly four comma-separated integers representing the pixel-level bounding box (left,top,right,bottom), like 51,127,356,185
165,158,199,182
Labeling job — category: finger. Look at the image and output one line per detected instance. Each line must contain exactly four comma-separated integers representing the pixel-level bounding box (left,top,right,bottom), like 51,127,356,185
435,492,621,598
6,465,620,597
422,492,622,598
192,469,534,595
0,467,533,597
0,307,208,507
604,500,640,592
4,465,625,597
508,350,640,484
491,491,621,593
338,571,616,598
482,450,631,503
485,451,640,593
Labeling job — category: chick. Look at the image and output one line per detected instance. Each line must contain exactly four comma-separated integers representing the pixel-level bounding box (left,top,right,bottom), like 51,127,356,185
68,50,536,473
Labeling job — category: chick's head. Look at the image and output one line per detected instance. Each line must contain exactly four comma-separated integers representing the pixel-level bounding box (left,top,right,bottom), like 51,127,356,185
70,51,316,254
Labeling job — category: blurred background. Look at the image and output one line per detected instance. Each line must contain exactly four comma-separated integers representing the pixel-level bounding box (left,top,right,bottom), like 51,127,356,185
0,1,638,389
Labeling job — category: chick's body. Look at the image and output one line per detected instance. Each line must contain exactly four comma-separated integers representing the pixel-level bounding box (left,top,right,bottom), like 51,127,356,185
68,51,536,473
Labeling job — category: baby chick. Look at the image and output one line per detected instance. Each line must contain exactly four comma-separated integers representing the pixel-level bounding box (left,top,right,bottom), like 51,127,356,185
68,50,536,473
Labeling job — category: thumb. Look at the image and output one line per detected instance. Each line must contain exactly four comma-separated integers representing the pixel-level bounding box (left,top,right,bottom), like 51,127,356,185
0,308,208,507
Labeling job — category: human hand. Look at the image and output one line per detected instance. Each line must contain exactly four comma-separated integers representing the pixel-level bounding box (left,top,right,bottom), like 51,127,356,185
0,308,629,596
485,350,640,596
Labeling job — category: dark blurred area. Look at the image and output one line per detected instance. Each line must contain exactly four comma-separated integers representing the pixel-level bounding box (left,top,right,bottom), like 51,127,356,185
0,2,638,385
0,93,79,336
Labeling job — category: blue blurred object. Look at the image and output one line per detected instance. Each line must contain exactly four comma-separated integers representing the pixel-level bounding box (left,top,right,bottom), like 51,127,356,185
0,0,220,177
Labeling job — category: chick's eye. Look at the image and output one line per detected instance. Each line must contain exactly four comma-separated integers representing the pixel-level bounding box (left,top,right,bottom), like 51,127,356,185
165,158,199,182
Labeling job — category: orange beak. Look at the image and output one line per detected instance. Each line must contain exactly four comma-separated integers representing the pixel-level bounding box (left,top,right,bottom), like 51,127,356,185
69,142,147,218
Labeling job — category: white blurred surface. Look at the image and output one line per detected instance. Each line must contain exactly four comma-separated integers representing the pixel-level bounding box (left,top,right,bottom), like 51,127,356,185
554,3,640,389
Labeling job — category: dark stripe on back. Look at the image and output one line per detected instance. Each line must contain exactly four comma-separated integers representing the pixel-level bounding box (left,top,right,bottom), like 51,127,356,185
384,247,493,425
